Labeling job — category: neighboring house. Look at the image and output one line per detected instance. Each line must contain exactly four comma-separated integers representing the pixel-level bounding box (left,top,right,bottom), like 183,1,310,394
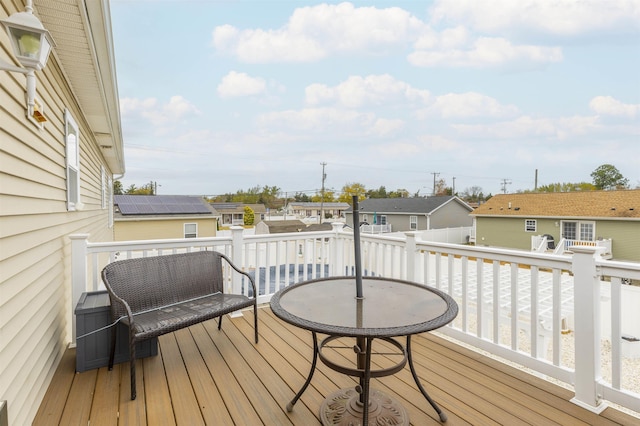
345,197,474,233
470,190,640,262
211,202,267,226
287,202,350,220
113,195,217,240
0,2,124,424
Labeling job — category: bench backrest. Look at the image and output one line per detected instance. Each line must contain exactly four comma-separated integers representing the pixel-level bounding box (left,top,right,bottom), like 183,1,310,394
101,251,225,318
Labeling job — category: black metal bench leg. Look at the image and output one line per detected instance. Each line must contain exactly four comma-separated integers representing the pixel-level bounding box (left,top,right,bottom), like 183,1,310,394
407,335,447,422
287,331,318,412
218,314,223,330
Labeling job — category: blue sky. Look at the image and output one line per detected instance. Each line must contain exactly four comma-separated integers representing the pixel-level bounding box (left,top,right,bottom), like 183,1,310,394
111,0,640,197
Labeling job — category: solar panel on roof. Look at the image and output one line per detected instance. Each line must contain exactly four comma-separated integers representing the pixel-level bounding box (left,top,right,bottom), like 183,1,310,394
116,195,211,215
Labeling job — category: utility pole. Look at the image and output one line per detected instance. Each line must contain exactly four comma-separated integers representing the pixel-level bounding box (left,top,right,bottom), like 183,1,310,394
431,172,440,196
320,162,327,223
501,178,512,194
452,176,456,196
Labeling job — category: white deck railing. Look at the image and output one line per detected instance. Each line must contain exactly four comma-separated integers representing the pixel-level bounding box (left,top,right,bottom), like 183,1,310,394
69,224,640,416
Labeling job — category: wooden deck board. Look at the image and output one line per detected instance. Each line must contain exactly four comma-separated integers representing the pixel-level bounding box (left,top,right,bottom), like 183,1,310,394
34,306,640,425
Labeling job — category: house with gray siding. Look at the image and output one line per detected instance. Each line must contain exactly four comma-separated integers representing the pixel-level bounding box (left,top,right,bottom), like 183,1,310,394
345,196,474,232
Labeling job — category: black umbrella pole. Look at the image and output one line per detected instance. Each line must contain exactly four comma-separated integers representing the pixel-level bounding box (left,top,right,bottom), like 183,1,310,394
352,195,364,299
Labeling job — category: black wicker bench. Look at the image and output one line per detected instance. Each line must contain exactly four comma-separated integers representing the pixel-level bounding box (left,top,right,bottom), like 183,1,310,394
101,250,258,400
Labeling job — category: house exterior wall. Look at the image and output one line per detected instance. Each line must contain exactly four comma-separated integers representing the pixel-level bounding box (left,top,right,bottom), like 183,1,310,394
475,217,640,262
114,217,217,240
594,220,640,262
0,3,123,424
430,203,474,229
1,40,113,426
475,217,565,250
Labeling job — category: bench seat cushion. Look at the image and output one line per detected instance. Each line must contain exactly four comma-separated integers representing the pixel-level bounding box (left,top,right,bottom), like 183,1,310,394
127,293,254,340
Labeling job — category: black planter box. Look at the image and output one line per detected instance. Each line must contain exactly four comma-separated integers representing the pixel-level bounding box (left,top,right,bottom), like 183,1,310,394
75,291,158,372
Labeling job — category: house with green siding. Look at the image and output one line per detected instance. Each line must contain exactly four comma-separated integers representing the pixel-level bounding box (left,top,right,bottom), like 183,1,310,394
471,190,640,262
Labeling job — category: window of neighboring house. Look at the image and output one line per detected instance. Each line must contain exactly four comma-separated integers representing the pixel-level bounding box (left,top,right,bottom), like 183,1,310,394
525,219,537,232
65,110,80,211
379,215,387,225
184,223,197,238
410,215,418,230
562,221,595,241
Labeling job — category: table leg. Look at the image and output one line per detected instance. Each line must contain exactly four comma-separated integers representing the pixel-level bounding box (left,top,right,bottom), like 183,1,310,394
407,335,448,422
287,331,319,412
361,337,373,425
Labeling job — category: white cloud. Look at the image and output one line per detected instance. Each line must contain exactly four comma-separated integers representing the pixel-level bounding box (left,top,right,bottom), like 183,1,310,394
305,74,430,108
429,0,640,37
419,92,519,119
211,2,424,63
257,107,376,133
409,36,562,68
452,115,599,140
120,96,199,128
370,118,405,137
589,96,639,118
217,71,267,98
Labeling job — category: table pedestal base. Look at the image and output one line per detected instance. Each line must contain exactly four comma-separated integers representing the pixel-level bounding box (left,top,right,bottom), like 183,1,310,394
319,387,409,426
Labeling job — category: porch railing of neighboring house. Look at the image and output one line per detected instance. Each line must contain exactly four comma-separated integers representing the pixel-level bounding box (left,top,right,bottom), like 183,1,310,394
360,224,392,233
69,224,640,415
531,235,613,259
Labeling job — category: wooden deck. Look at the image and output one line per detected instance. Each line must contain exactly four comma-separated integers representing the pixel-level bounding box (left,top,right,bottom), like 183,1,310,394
34,306,638,425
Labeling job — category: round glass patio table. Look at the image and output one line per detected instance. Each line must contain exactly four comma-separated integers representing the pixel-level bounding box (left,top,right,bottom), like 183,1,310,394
270,276,458,425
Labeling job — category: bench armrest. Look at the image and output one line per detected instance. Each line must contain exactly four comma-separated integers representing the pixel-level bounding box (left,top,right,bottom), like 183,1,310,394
219,252,257,298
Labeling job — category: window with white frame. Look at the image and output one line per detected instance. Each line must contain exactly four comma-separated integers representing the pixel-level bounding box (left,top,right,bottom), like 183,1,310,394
65,110,80,211
410,215,418,230
184,223,197,238
525,219,537,232
379,215,387,225
562,221,595,241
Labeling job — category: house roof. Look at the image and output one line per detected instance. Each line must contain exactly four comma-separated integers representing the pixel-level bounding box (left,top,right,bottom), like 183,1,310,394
210,203,266,213
471,190,640,219
35,0,124,174
288,202,350,209
351,196,472,214
259,220,307,233
114,195,214,216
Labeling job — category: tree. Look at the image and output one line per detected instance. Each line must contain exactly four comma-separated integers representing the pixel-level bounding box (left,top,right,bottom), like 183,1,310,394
243,206,255,226
434,178,449,196
311,190,336,202
388,189,410,198
591,164,629,190
338,182,366,204
366,186,388,199
294,192,311,202
113,180,123,195
536,182,596,193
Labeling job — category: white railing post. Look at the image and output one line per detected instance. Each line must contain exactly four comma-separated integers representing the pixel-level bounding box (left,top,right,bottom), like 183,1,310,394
230,226,244,292
331,222,345,276
571,246,607,413
69,233,90,346
405,231,419,282
229,226,246,317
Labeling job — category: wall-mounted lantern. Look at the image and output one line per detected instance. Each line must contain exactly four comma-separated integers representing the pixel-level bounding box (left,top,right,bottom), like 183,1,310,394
0,1,56,124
